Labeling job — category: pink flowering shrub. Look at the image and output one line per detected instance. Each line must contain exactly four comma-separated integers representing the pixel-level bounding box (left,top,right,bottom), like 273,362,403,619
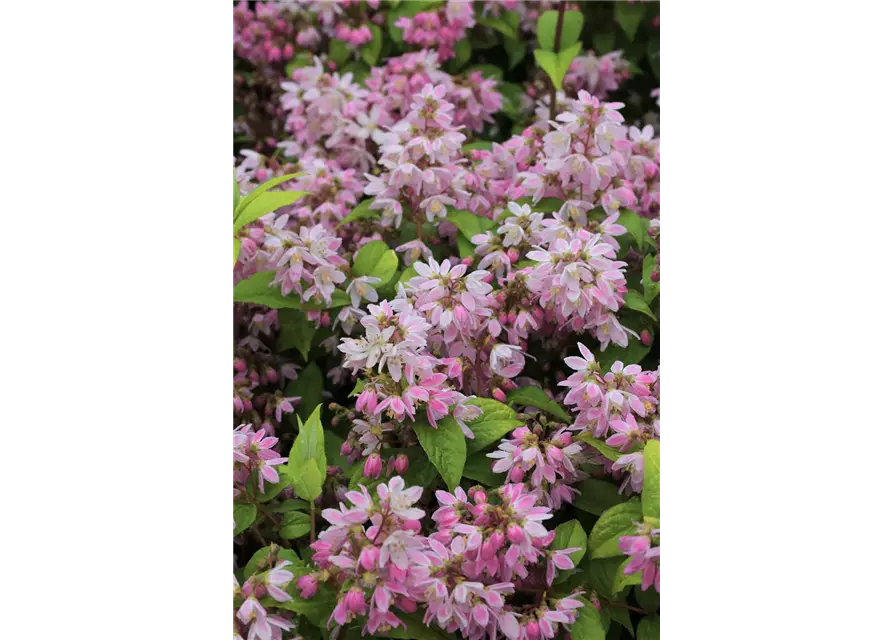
234,3,659,640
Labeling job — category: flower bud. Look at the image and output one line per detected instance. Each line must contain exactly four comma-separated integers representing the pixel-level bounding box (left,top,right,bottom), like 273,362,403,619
640,329,652,346
492,388,506,402
363,453,382,479
395,454,409,474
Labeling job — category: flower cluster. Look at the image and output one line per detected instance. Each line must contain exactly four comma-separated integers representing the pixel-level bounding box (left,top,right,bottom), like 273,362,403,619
395,1,476,62
233,424,288,497
233,1,301,66
619,522,661,592
566,50,632,100
234,548,296,640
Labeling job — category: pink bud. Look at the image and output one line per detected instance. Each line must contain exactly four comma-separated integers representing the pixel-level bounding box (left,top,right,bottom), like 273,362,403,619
461,257,473,266
401,518,421,533
265,367,279,384
320,312,331,327
526,620,541,639
492,388,506,402
507,312,517,324
396,596,417,612
509,465,525,482
234,358,247,373
297,574,318,599
283,44,294,58
340,442,353,456
358,546,380,571
507,523,525,544
507,248,519,263
255,167,269,182
345,587,366,613
471,489,487,504
363,453,382,479
395,454,409,474
640,329,653,346
498,313,508,325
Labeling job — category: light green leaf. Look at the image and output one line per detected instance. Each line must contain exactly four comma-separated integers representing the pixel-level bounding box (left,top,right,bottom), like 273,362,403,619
506,387,571,422
462,451,504,486
276,310,317,361
349,379,366,397
576,432,626,462
457,234,475,259
353,240,399,285
234,172,302,220
612,556,643,593
244,545,303,578
279,511,311,539
462,141,495,152
588,556,626,597
553,519,587,567
615,1,647,41
233,271,293,308
234,171,240,212
573,479,626,515
534,42,582,90
412,418,466,491
234,190,306,232
233,237,241,268
339,199,380,227
462,398,524,454
617,209,646,249
446,208,497,241
478,14,519,40
638,615,660,640
360,24,383,65
286,363,324,421
233,503,257,535
589,500,642,558
504,37,526,69
643,254,660,303
642,440,659,519
290,458,323,502
623,290,657,321
537,10,584,51
328,38,351,66
570,599,605,640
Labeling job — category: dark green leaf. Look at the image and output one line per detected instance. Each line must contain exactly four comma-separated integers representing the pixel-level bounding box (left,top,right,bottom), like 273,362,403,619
570,599,605,640
623,290,657,321
462,398,524,454
469,64,504,80
279,511,311,539
276,310,317,361
353,240,399,285
588,556,626,597
244,545,303,577
606,607,633,634
617,209,646,249
637,615,660,640
328,38,351,66
478,15,519,40
462,451,504,486
360,24,383,66
574,479,626,515
412,418,466,491
553,519,587,567
589,500,642,559
233,503,257,535
504,37,526,69
576,433,625,462
339,199,380,227
615,2,647,41
286,362,324,421
642,254,660,303
376,612,455,640
596,337,652,370
506,387,571,422
634,585,660,613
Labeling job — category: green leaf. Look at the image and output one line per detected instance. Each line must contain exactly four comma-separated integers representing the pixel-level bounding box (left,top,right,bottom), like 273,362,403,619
268,588,335,628
478,14,519,40
233,503,257,535
637,615,660,640
412,418,466,491
506,387,571,422
450,38,471,70
287,404,326,500
469,64,504,80
233,237,241,268
244,545,303,578
462,451,504,486
504,37,526,69
647,36,660,79
353,240,399,285
612,556,643,593
462,398,524,454
607,607,633,634
325,430,351,471
234,172,302,220
588,556,626,597
589,500,642,559
615,1,647,41
349,379,366,397
462,141,495,152
592,31,616,55
339,199,380,227
576,433,625,462
387,1,443,44
286,51,314,76
536,10,584,50
343,60,371,85
276,310,317,361
634,585,660,613
534,42,582,90
279,511,311,539
570,599,605,640
269,499,310,513
246,477,289,504
234,190,306,232
553,519,587,567
287,362,324,421
596,337,652,370
617,209,646,249
290,458,323,502
574,479,626,515
328,38,351,66
360,24,383,65
233,271,291,307
623,290,657,321
376,612,455,640
642,440,659,519
233,171,240,212
642,254,660,303
457,234,475,259
446,208,497,241
499,82,523,119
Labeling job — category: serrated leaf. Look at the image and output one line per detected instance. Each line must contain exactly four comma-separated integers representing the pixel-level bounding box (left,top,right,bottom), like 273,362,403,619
412,418,466,491
506,387,571,422
339,199,380,227
234,172,302,220
353,240,398,285
462,451,504,486
589,500,642,558
290,458,323,502
234,190,306,232
638,615,660,640
462,398,524,454
642,253,660,303
360,24,383,65
233,503,257,535
576,433,625,462
615,1,647,41
642,440,659,519
446,209,496,241
570,599,605,640
276,310,317,361
279,511,311,539
574,479,626,515
536,10,584,51
287,404,326,500
623,290,657,321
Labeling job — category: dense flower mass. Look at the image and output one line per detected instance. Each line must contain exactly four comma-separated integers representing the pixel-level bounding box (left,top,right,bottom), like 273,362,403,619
234,2,660,638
